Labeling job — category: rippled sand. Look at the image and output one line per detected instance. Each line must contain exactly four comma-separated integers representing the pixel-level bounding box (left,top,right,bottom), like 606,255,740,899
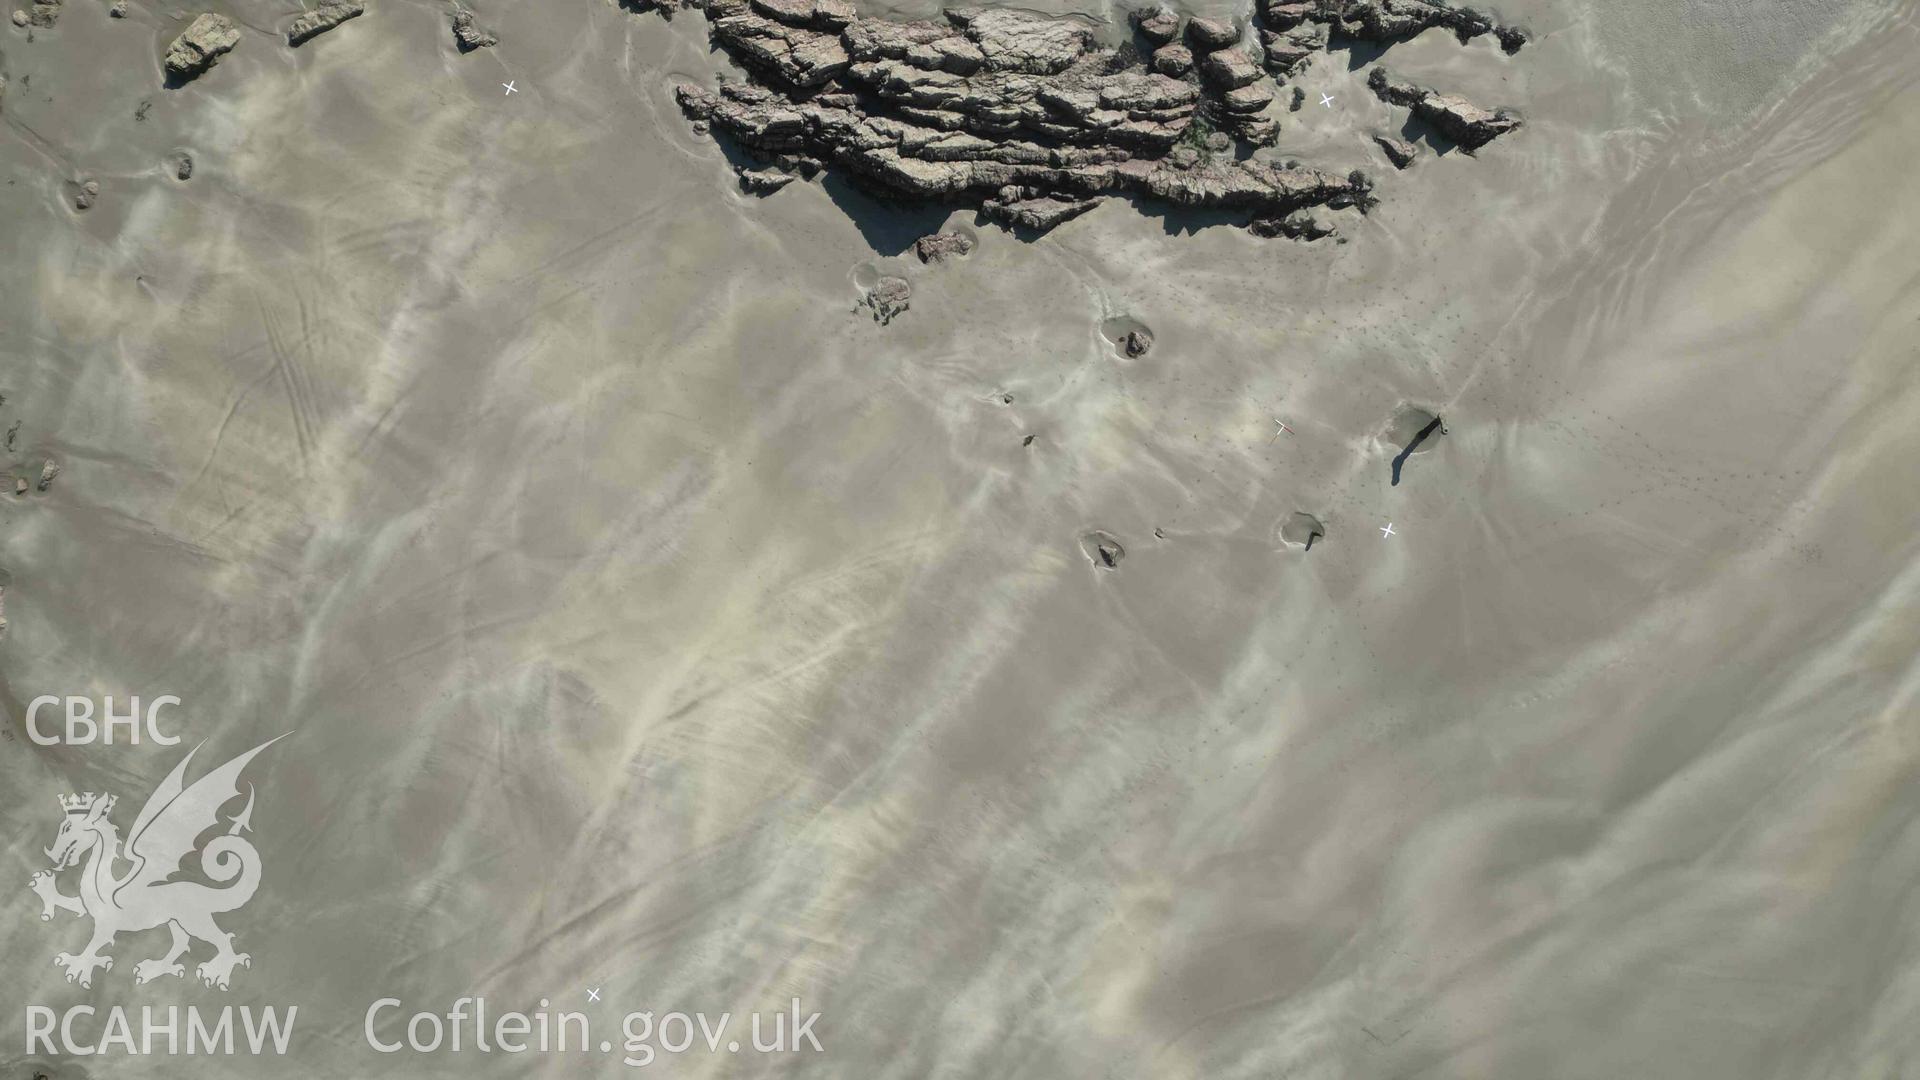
2,0,1918,1076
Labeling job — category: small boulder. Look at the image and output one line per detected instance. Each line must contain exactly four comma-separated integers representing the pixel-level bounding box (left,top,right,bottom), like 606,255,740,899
164,14,241,84
1374,134,1416,168
451,8,498,50
36,458,59,492
1149,43,1192,76
1130,4,1179,44
913,231,975,262
288,0,366,45
1199,46,1260,89
735,166,795,194
863,276,911,323
73,179,99,210
1185,15,1237,50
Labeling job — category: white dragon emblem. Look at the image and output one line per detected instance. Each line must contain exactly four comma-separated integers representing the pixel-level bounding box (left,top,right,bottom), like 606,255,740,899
28,736,284,990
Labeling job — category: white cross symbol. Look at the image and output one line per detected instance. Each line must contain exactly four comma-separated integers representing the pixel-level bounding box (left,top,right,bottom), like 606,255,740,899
1269,418,1293,444
586,988,601,1002
1380,522,1396,538
503,81,518,95
1320,92,1335,108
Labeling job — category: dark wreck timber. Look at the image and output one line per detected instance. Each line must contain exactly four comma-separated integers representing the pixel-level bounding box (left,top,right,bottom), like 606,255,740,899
659,0,1528,240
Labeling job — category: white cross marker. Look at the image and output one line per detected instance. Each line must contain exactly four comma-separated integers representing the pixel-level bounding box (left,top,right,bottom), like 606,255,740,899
586,987,601,1002
1380,522,1396,538
503,81,518,95
1319,92,1335,108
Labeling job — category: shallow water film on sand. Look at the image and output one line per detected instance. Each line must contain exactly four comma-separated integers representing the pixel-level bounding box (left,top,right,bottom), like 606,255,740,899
2,0,1918,1076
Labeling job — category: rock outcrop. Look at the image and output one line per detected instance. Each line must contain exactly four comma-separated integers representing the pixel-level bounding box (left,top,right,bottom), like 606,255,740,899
1374,133,1416,168
672,0,1381,239
657,0,1526,239
864,276,911,322
288,1,366,45
451,8,497,50
1368,67,1519,150
914,230,975,261
1259,0,1526,54
164,14,241,84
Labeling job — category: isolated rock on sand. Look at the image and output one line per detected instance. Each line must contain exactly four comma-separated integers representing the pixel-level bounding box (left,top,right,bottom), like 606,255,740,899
1122,326,1153,357
450,8,497,50
72,178,99,210
288,0,366,46
1375,134,1417,169
11,475,27,496
165,14,240,83
1368,67,1520,151
1248,208,1335,241
913,230,974,262
14,0,58,29
735,165,795,194
1279,512,1325,551
36,458,59,491
863,276,911,323
1079,530,1125,571
174,151,194,179
108,0,126,16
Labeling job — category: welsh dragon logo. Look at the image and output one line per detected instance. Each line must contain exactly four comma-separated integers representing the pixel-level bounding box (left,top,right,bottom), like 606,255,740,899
28,736,284,990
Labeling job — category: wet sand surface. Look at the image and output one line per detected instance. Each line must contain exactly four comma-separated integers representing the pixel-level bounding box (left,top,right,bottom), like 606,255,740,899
2,0,1918,1076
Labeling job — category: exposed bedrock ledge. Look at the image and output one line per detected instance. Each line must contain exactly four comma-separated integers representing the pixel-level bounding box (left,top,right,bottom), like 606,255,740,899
1368,67,1521,150
663,0,1525,240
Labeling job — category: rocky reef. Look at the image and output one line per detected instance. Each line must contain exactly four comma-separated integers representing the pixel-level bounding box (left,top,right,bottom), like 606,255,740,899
662,0,1527,240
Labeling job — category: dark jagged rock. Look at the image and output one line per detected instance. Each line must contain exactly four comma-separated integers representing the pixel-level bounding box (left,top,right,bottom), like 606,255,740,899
175,151,195,180
1260,0,1525,53
1080,530,1125,570
108,0,126,16
1368,67,1519,150
288,1,366,45
1374,133,1415,168
73,178,99,210
164,14,240,83
451,9,498,50
914,230,975,261
1249,207,1334,240
670,2,1383,238
1122,327,1153,357
1130,4,1180,44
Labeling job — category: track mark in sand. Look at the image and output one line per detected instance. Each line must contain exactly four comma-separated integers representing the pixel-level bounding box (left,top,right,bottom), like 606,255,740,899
255,292,319,466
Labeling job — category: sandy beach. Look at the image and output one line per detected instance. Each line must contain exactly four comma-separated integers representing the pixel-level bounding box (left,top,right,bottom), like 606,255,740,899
3,0,1918,1075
